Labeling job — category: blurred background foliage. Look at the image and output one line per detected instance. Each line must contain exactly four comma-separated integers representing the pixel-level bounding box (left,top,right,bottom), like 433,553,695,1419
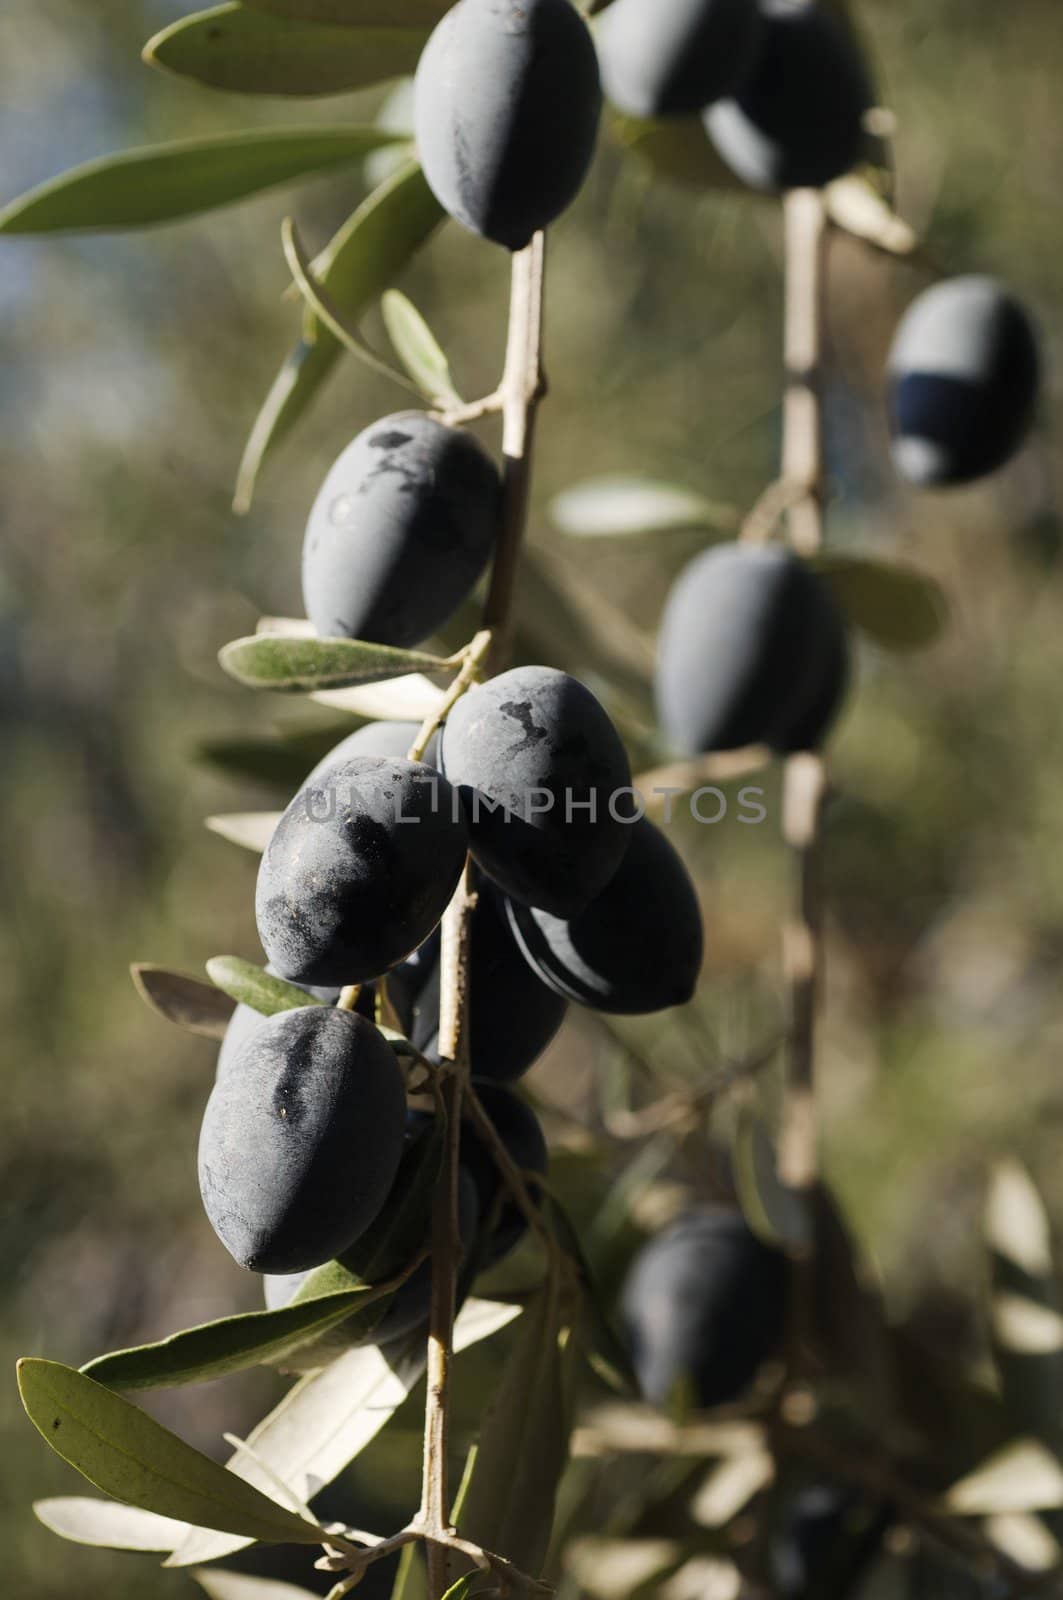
1,1,1062,1595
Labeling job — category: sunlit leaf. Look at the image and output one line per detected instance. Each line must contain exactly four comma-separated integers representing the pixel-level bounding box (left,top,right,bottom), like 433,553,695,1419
550,476,733,539
381,290,463,407
205,813,282,853
234,158,444,511
946,1440,1063,1516
144,5,429,95
311,673,446,720
34,1496,188,1551
825,172,919,258
17,1360,322,1544
205,956,326,1018
167,1298,522,1566
131,964,235,1040
986,1162,1063,1451
458,1270,580,1575
0,128,403,234
219,634,451,693
810,553,949,652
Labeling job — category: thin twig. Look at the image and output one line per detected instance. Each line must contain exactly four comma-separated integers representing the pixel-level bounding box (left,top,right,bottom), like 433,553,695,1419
482,231,548,672
776,189,829,1389
407,629,493,764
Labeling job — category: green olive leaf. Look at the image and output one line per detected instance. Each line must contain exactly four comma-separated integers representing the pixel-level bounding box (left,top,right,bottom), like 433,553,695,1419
166,1298,523,1567
550,476,734,539
234,159,444,512
144,5,429,95
457,1269,581,1576
0,127,404,233
131,964,236,1041
218,634,452,693
79,1281,396,1391
381,290,464,408
542,1187,639,1397
205,956,325,1018
34,1496,189,1551
809,553,949,652
17,1360,323,1544
242,0,447,26
205,813,282,854
390,1542,429,1600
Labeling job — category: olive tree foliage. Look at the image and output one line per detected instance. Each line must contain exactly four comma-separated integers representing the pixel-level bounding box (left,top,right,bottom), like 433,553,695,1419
2,2,1054,1599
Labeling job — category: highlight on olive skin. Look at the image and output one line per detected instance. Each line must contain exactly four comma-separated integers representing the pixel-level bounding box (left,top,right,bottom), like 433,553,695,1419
198,1007,407,1276
705,0,873,192
621,1207,789,1409
505,816,704,1016
255,755,468,988
440,664,635,918
413,0,603,250
596,0,765,120
888,276,1041,488
655,542,849,758
302,412,500,649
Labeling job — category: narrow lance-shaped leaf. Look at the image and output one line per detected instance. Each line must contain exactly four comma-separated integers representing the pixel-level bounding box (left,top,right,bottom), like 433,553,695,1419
810,554,949,652
34,1497,189,1552
946,1440,1063,1516
235,159,444,512
458,1269,581,1576
544,1188,639,1396
219,634,452,693
144,5,429,96
206,956,327,1018
79,1281,394,1393
550,476,734,539
131,964,235,1040
243,0,447,21
205,813,282,854
381,289,463,408
17,1360,323,1545
0,128,404,235
168,1299,523,1567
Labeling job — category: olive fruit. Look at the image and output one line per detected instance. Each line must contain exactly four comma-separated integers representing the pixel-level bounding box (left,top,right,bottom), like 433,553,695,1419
655,543,848,756
413,0,602,250
440,665,634,917
621,1207,788,1408
597,0,764,119
216,970,340,1082
302,413,500,648
505,817,703,1014
199,1007,406,1275
393,881,567,1081
256,756,468,988
888,276,1041,487
705,0,872,191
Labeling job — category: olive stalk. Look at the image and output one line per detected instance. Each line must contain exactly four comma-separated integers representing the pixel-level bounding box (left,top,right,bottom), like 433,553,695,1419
777,188,829,1389
417,233,549,1600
